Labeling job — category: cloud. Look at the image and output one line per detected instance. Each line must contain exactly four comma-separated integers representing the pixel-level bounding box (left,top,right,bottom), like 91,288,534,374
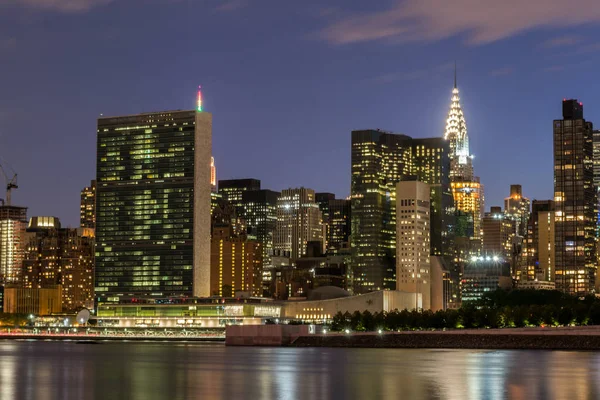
490,67,514,76
541,35,583,48
576,42,600,53
1,0,114,12
214,0,246,12
319,0,600,45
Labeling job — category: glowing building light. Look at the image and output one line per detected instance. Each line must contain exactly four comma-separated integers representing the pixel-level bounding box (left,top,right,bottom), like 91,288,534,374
197,85,203,112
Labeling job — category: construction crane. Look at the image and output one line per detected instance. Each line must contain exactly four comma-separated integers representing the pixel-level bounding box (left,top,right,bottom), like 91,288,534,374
0,161,17,206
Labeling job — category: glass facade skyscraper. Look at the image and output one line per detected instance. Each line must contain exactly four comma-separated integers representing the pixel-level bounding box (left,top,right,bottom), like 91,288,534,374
95,109,212,300
553,99,597,295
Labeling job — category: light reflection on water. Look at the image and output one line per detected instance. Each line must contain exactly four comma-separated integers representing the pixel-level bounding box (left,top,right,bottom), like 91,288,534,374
0,341,599,400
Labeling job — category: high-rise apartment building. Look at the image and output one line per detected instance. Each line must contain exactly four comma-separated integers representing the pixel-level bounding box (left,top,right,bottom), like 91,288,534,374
80,180,96,229
95,106,212,299
553,99,597,295
0,205,27,285
22,217,94,311
525,200,555,282
274,188,323,260
316,193,351,253
396,180,431,310
210,203,261,297
504,185,530,237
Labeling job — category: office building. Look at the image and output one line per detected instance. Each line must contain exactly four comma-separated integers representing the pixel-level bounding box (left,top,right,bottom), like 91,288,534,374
525,200,555,282
396,180,431,310
3,286,62,315
553,99,597,295
218,179,261,215
210,203,262,297
316,193,351,253
274,188,323,260
482,206,515,262
504,184,530,237
80,180,96,229
0,205,27,285
450,179,483,240
22,217,95,311
461,257,512,303
95,105,212,299
242,189,279,268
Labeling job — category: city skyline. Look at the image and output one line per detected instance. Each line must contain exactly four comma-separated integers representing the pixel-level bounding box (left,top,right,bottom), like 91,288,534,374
3,2,600,226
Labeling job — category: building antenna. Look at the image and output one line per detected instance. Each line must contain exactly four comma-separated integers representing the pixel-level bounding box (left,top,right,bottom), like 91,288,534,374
454,61,457,89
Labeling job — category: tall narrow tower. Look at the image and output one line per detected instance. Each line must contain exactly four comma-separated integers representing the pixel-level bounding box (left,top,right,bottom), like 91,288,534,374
444,67,473,181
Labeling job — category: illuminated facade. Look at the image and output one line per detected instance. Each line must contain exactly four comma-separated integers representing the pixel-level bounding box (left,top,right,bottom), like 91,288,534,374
553,99,597,295
210,220,262,298
274,188,323,260
504,184,530,237
482,207,515,263
351,130,452,294
0,205,27,285
395,180,431,310
450,179,483,240
80,180,96,229
95,107,212,299
444,72,473,181
525,200,555,282
316,193,351,253
242,189,279,269
461,257,512,303
210,157,217,193
218,179,261,214
22,217,94,311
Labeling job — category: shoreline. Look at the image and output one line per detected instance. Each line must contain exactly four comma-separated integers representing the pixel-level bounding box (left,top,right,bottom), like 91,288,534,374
0,334,224,343
290,327,600,350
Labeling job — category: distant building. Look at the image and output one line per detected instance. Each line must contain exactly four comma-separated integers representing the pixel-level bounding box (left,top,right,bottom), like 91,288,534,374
482,206,515,263
242,189,279,270
210,157,217,193
396,180,431,310
461,256,512,303
22,217,94,311
3,286,62,315
517,280,555,291
504,184,530,237
218,178,261,215
95,107,212,299
210,203,262,297
316,193,351,253
274,188,323,260
525,200,555,282
553,99,597,295
80,180,96,229
0,205,27,285
451,179,484,240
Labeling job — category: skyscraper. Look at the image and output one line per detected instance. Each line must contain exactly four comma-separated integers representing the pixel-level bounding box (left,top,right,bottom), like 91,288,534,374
95,105,212,299
210,157,217,193
525,200,555,282
0,205,27,285
450,179,483,240
274,187,323,260
504,184,530,237
242,189,279,267
482,206,515,263
316,193,351,253
218,179,261,215
22,217,95,311
444,69,474,182
396,180,431,310
553,99,597,295
351,130,413,293
351,130,452,293
80,180,96,229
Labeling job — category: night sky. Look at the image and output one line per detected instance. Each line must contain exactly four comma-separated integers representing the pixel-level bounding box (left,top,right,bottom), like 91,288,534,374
1,0,600,226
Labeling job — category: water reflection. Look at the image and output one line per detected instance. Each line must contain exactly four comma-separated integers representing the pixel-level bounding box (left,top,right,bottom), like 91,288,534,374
0,341,599,399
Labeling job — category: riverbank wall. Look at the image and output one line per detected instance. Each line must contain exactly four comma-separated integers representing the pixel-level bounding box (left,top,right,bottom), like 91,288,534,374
290,327,600,350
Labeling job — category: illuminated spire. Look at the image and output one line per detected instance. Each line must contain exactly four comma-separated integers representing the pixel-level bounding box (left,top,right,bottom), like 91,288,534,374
197,85,203,112
444,67,472,180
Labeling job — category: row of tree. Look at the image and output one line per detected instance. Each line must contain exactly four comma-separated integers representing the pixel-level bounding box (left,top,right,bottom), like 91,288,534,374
329,290,600,331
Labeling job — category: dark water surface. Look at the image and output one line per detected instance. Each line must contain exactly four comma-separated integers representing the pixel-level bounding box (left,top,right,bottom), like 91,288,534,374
0,341,599,400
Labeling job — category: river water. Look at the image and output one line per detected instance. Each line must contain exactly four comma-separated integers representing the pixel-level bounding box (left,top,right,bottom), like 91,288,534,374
0,341,598,400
